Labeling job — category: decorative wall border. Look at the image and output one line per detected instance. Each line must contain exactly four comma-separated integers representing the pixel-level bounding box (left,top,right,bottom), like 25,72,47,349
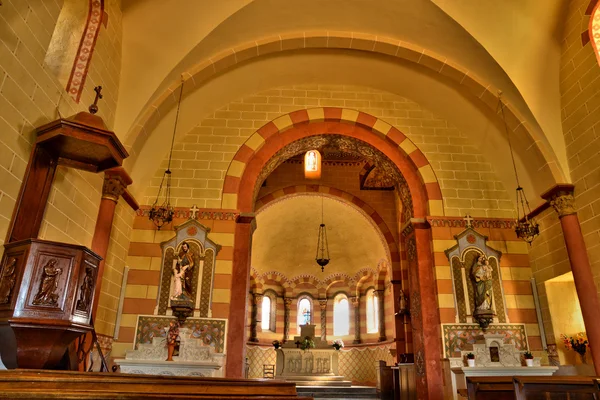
136,206,239,221
66,0,104,103
427,216,516,229
442,323,528,358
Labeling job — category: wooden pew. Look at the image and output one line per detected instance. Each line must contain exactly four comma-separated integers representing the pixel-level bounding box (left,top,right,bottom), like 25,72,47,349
465,376,514,400
513,376,599,400
0,369,313,399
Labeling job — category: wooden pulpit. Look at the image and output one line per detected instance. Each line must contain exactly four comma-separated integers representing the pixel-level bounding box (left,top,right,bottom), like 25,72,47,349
0,239,101,368
0,94,128,369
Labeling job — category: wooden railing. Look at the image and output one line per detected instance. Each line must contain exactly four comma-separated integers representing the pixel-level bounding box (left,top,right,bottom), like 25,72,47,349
464,376,600,400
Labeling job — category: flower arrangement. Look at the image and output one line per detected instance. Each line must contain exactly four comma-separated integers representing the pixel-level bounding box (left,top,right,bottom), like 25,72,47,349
272,340,281,349
523,351,533,360
561,332,589,357
466,353,475,360
300,336,315,351
332,339,344,350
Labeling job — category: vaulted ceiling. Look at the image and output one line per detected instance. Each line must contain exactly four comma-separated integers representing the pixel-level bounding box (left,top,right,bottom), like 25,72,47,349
117,0,570,200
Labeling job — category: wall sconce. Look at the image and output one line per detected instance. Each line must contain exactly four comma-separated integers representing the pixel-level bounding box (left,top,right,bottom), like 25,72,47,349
395,289,410,317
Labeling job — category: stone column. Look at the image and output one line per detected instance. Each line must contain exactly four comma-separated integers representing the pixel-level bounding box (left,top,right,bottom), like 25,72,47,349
319,299,327,341
351,296,361,344
283,297,292,342
225,213,256,378
91,167,131,318
375,289,387,342
543,185,600,374
249,293,263,343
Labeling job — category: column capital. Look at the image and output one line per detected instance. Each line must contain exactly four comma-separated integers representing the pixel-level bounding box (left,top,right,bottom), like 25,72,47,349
283,297,292,308
102,167,132,202
253,293,264,305
236,213,257,232
542,184,576,217
319,299,327,310
350,296,359,307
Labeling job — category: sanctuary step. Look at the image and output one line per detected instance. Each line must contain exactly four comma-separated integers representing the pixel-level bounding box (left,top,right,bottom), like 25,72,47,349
296,386,377,399
0,369,312,399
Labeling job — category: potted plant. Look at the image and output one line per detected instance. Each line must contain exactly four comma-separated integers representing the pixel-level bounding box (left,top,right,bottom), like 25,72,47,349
332,339,344,351
561,332,589,364
300,336,315,351
466,353,475,367
523,351,534,367
272,340,281,350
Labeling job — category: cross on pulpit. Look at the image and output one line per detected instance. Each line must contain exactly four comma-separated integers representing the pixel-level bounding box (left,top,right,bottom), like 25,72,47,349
190,205,199,220
464,214,474,228
89,86,103,114
303,309,311,325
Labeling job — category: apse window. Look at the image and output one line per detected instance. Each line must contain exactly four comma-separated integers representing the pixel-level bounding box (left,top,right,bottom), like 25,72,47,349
366,289,379,333
261,295,271,331
297,297,312,333
333,294,350,336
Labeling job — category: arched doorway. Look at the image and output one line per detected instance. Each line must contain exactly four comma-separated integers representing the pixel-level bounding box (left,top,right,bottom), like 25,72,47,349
224,109,444,398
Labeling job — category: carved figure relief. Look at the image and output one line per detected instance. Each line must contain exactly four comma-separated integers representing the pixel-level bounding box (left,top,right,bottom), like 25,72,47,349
0,258,17,304
32,259,61,306
76,266,95,312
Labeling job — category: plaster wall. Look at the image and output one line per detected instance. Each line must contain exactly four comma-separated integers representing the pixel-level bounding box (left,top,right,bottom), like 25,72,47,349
0,0,126,335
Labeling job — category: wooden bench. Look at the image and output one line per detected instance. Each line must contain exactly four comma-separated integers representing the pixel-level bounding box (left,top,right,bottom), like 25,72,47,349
0,369,313,399
465,376,514,400
514,376,599,399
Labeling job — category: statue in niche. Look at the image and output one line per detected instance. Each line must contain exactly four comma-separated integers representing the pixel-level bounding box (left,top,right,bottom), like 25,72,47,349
76,266,94,312
471,254,493,312
171,241,194,300
0,258,17,304
32,259,61,306
471,254,494,329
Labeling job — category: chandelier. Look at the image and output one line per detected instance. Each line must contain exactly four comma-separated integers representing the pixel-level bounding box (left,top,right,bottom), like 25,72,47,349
149,78,184,230
315,195,330,272
499,92,540,244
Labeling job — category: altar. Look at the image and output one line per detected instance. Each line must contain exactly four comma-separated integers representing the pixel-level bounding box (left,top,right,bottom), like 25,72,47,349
275,324,350,386
114,321,226,377
445,333,557,400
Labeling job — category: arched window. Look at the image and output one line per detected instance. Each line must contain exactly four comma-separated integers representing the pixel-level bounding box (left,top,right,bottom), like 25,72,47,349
297,296,312,334
333,294,350,336
261,296,271,331
366,289,379,333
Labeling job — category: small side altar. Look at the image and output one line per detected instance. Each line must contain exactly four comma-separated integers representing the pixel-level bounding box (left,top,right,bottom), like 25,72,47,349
114,324,225,377
446,333,557,400
275,324,350,386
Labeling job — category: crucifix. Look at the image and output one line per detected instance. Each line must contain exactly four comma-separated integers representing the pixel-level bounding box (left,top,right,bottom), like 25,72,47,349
303,309,311,325
88,86,103,114
189,205,199,220
464,214,474,228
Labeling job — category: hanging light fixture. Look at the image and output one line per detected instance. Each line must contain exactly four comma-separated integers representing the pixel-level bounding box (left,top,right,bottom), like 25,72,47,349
499,92,540,244
315,195,330,272
304,150,322,180
148,78,185,230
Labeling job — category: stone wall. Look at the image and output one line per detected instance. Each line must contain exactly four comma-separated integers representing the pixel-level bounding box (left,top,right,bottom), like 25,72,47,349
0,0,126,336
143,85,513,218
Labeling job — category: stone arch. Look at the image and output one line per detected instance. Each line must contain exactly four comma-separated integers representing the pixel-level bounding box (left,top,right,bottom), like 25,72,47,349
255,184,400,273
288,275,321,298
376,259,390,291
222,108,441,219
261,271,289,297
249,268,263,292
125,33,563,185
323,273,354,299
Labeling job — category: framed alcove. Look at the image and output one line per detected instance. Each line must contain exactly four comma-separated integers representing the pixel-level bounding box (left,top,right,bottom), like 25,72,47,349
444,228,507,324
156,220,221,317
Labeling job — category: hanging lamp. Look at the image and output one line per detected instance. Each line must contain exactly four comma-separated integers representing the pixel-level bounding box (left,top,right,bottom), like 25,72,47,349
499,92,540,244
148,78,185,230
315,195,330,272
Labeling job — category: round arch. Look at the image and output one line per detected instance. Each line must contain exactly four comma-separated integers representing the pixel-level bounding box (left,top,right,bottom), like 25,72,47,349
255,185,400,278
222,108,442,218
124,33,563,186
